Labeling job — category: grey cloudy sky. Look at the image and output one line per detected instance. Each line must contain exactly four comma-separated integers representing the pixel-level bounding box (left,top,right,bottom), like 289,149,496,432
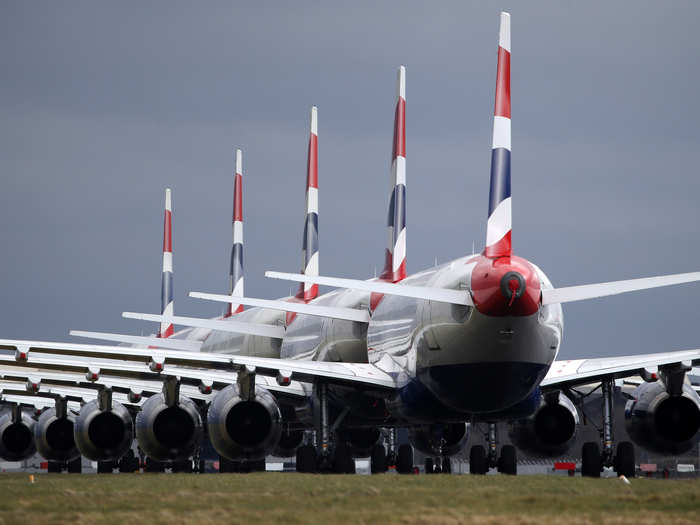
1,1,699,360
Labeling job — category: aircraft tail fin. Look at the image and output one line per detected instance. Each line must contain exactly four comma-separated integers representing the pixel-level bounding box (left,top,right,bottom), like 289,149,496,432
484,12,512,259
225,148,245,317
158,188,174,338
380,66,407,282
296,106,319,302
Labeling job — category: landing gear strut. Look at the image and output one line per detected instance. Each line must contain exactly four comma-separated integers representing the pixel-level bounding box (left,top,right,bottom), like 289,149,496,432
469,423,516,475
580,378,635,478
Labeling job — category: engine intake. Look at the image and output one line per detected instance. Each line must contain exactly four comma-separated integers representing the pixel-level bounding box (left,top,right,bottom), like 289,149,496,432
508,392,579,456
0,409,36,461
135,394,202,461
74,399,134,461
33,408,80,462
409,423,469,457
625,381,700,455
207,384,282,461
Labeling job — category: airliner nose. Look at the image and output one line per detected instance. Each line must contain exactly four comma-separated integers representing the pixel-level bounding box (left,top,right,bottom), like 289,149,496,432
471,255,541,316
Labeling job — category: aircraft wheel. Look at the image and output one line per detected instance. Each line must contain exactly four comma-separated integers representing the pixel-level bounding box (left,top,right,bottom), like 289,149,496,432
615,441,635,478
442,456,452,474
248,459,266,472
425,457,434,474
581,442,601,478
97,460,114,474
469,445,487,475
498,445,517,475
145,457,165,473
296,444,317,473
370,444,387,474
47,461,62,473
67,457,82,474
396,444,414,474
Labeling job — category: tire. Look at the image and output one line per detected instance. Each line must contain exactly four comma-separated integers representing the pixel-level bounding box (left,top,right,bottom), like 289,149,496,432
219,455,236,473
67,457,82,474
145,457,165,473
581,442,601,478
442,456,452,474
425,457,434,474
615,441,635,478
47,461,62,473
396,444,414,474
248,459,266,472
498,445,517,475
296,444,317,473
97,461,113,474
119,451,138,473
469,445,487,475
370,444,387,474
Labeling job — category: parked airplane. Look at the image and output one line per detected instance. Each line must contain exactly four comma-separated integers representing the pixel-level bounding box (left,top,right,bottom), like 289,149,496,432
1,12,699,477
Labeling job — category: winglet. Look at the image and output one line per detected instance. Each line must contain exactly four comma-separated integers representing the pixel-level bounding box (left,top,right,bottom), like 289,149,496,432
296,106,319,302
159,188,174,338
381,66,407,283
484,12,512,259
226,148,245,317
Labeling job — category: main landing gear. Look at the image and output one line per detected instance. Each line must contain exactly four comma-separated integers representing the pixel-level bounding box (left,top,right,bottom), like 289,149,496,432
469,423,517,475
579,378,635,478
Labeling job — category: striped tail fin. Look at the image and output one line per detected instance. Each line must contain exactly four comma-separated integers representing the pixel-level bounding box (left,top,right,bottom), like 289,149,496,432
296,106,319,302
158,188,174,338
484,12,512,259
225,148,245,317
380,65,407,282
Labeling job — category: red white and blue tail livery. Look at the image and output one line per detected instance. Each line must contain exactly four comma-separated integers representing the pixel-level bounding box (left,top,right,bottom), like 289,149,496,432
226,149,245,317
485,12,511,259
158,188,174,338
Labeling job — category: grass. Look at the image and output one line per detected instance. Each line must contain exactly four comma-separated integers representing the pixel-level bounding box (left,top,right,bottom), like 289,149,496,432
0,473,697,525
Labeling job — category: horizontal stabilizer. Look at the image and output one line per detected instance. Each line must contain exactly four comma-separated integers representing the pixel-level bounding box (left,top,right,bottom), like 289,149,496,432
122,312,285,339
69,330,202,351
189,292,371,323
265,272,472,306
542,271,700,306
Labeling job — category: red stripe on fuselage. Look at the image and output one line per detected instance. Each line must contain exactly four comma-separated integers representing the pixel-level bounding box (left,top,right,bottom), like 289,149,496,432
494,47,511,119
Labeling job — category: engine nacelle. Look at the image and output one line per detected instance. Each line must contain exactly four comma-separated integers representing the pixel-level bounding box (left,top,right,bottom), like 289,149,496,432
508,391,579,456
338,427,382,458
74,399,134,461
135,394,202,461
207,384,282,461
0,409,36,461
625,381,700,455
409,423,469,457
34,408,80,462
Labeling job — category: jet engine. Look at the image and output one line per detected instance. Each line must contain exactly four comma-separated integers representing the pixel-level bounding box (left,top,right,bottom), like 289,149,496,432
409,423,469,456
74,398,134,461
33,407,80,462
0,407,36,461
508,391,579,456
207,384,282,461
135,391,202,462
338,427,382,457
625,381,700,455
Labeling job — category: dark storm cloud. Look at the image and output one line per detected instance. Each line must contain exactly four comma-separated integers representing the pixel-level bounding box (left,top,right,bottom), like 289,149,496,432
1,1,699,361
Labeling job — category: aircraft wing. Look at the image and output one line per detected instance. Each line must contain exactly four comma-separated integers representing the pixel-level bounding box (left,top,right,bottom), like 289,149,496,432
541,349,700,389
0,338,396,390
0,341,308,399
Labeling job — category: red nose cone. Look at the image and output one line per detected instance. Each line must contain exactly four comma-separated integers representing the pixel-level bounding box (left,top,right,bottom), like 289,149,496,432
471,255,541,316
